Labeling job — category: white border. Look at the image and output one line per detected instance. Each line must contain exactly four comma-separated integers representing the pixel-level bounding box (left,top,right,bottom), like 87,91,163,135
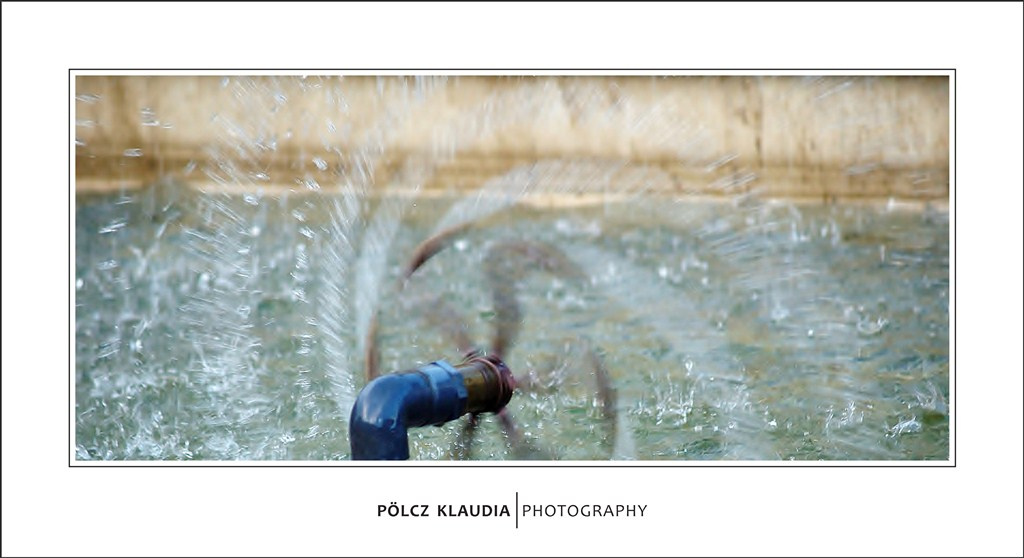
5,3,1021,557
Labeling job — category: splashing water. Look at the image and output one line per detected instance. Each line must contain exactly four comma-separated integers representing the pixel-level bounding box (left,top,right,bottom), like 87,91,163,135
75,77,949,460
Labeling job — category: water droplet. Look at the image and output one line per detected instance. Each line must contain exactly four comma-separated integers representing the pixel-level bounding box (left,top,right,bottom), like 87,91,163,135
657,266,669,279
99,221,126,234
856,317,888,336
888,417,922,436
198,272,211,291
123,148,143,157
313,157,328,171
684,359,694,372
76,278,84,290
454,239,469,252
807,329,814,337
140,107,159,127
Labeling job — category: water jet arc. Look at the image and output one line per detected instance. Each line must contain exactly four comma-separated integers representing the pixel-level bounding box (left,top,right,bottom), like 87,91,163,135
349,355,514,460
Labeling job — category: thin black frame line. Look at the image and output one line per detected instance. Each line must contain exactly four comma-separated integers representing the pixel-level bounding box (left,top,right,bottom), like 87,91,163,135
69,70,955,468
74,460,950,464
952,70,957,468
69,67,957,71
69,70,74,466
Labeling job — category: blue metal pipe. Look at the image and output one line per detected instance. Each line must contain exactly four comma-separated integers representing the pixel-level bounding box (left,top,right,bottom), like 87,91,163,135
350,356,513,460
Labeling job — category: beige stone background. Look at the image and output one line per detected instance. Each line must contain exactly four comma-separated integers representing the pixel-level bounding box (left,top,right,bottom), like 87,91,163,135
75,75,949,203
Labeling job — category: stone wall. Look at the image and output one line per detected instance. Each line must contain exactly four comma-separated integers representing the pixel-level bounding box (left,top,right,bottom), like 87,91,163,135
75,75,949,201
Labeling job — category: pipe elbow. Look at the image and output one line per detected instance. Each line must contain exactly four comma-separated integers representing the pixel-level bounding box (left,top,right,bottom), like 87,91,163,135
350,374,417,460
349,361,467,460
348,357,515,460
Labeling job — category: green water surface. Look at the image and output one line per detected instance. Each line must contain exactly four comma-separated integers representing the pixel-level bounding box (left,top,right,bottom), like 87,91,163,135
75,185,949,460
